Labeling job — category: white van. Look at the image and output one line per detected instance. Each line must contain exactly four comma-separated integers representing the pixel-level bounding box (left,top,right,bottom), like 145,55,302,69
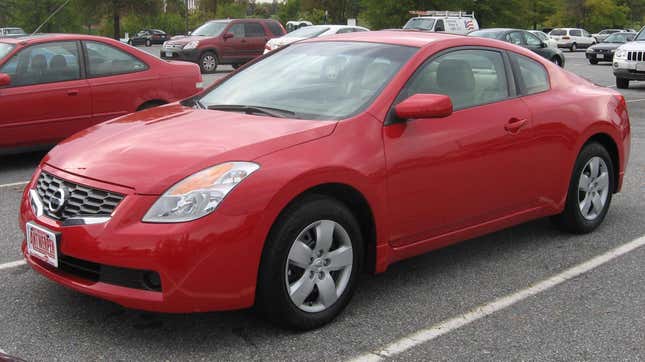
403,11,479,35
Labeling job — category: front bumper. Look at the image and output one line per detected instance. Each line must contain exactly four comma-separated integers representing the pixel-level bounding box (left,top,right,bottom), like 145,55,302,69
160,48,200,63
20,165,264,313
613,60,645,80
586,50,614,60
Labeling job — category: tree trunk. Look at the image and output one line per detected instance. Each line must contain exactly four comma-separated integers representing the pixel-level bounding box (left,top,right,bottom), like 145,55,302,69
113,0,120,40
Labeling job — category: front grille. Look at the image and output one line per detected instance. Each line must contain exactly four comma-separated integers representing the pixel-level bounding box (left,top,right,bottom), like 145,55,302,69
163,43,183,50
627,51,645,61
35,172,124,220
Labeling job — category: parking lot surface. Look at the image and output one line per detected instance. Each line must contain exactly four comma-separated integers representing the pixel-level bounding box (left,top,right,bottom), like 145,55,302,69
1,51,644,361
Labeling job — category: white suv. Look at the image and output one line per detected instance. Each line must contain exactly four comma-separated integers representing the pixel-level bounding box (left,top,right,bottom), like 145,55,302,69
612,27,645,89
549,28,596,51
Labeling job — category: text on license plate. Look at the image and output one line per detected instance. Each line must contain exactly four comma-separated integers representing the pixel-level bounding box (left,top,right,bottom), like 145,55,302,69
26,222,59,268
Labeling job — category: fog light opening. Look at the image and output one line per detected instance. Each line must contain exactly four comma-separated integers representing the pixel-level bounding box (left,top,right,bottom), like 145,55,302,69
142,271,162,291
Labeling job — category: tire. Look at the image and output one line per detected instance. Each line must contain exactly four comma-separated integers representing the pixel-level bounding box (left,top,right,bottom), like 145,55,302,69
552,56,563,67
570,43,577,52
552,142,614,234
589,58,598,65
145,39,152,47
199,51,218,74
616,77,629,89
232,63,243,70
256,195,363,330
127,39,132,45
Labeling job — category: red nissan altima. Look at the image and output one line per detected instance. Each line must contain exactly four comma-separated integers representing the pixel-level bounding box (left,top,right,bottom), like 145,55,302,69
0,34,202,153
20,31,630,329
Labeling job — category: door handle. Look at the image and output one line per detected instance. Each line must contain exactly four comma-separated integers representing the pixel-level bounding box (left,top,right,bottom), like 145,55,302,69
504,118,528,133
67,90,79,96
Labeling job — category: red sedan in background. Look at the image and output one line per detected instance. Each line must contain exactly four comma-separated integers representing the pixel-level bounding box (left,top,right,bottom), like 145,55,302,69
0,34,202,153
20,31,630,330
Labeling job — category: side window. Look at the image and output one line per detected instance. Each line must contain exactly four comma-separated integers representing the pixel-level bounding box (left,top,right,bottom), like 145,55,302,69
0,41,80,87
228,23,245,38
400,49,510,110
336,28,354,34
244,23,266,37
266,21,285,36
435,19,445,32
570,29,582,37
510,53,549,95
506,32,524,45
524,32,542,46
84,41,147,77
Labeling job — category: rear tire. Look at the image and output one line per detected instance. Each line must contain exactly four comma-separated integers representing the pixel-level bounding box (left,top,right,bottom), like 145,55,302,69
570,43,577,52
256,195,363,330
199,51,218,74
552,56,563,67
552,142,614,234
616,77,629,89
145,39,152,47
589,59,598,65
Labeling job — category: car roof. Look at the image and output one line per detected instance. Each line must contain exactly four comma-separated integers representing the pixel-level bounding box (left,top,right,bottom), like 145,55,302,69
303,29,464,47
0,33,124,45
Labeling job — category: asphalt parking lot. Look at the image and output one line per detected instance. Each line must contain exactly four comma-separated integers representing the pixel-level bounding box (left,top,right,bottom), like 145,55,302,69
1,50,644,361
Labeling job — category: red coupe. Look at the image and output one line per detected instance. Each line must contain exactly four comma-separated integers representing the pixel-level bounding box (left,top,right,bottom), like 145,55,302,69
0,34,203,153
20,31,630,329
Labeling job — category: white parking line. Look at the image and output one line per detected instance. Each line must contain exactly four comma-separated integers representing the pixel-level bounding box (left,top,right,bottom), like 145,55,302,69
626,98,645,103
0,260,26,271
0,181,29,189
349,235,645,362
0,347,6,354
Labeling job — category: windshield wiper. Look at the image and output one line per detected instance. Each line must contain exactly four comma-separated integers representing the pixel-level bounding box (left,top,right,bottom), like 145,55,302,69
207,104,296,118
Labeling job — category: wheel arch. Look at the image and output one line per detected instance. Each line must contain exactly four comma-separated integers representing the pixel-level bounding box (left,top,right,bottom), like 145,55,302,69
580,132,621,193
136,99,168,111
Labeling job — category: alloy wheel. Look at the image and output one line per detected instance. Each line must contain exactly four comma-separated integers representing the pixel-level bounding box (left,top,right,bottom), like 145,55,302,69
202,55,217,72
285,220,353,313
578,156,609,220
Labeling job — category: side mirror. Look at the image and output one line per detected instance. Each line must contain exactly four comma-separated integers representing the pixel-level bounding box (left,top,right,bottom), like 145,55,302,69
223,32,234,39
0,73,10,87
187,31,192,36
395,94,453,120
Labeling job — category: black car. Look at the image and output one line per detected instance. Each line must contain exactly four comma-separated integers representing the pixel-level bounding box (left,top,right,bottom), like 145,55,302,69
469,28,565,67
127,29,168,47
586,32,635,64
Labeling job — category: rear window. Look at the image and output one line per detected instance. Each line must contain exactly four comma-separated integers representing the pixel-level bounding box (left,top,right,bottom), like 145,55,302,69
403,18,435,31
570,29,582,36
266,21,285,36
550,29,566,36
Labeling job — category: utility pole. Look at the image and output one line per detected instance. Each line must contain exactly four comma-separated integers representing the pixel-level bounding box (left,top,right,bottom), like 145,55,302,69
185,0,189,35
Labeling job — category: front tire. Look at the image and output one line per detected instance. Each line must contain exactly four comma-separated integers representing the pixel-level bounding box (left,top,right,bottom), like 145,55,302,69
145,39,152,47
616,77,629,89
552,56,563,67
589,58,598,65
552,142,614,234
256,196,363,330
570,43,577,52
199,51,218,74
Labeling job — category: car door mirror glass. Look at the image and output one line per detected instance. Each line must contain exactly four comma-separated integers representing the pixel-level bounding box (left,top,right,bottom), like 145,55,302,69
0,73,10,87
395,94,453,120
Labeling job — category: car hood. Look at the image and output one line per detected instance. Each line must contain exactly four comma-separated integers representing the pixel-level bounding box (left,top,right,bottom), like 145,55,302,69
590,42,623,50
166,35,204,45
43,104,337,194
615,42,643,51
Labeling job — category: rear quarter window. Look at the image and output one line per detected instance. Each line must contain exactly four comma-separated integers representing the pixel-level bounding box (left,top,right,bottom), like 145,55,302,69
266,21,285,36
509,53,549,95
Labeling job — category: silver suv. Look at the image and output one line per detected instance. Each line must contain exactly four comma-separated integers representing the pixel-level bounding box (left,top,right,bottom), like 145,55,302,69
612,27,645,88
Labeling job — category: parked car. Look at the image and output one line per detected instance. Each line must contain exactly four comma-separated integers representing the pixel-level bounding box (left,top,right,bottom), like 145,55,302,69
20,31,630,330
0,27,27,38
161,18,286,73
0,34,203,152
264,25,369,54
127,29,168,47
470,28,565,67
586,32,635,64
528,30,557,48
286,20,312,32
403,10,479,34
612,28,645,88
549,28,596,51
592,29,625,43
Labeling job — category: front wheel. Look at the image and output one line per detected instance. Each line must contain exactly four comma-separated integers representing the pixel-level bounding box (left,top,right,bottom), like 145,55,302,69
570,43,577,52
616,77,629,89
145,39,152,47
589,58,598,65
199,51,218,74
256,196,363,330
552,142,614,234
552,56,563,67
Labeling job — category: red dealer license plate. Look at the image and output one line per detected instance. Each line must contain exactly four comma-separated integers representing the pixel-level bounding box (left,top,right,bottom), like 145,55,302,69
26,222,59,268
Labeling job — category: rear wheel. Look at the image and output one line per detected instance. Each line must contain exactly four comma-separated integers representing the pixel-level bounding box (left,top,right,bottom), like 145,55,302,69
552,142,614,234
570,43,577,52
552,56,563,67
199,51,218,74
589,58,598,65
256,196,363,330
145,39,152,47
616,77,629,89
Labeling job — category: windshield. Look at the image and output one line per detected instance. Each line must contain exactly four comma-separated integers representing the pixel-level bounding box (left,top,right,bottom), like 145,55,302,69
193,22,228,37
0,43,14,61
532,31,547,40
198,42,418,120
550,29,566,36
634,30,645,41
604,33,633,43
468,30,500,39
285,26,329,38
403,18,435,31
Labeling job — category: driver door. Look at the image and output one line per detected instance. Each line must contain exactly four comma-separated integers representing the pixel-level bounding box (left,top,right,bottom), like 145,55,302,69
383,48,536,246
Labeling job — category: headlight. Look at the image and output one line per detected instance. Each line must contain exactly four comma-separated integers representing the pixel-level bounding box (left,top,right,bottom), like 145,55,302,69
183,40,199,50
615,49,627,59
142,162,260,223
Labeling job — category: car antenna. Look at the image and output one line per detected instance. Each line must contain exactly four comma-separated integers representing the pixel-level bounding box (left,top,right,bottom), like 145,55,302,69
31,0,71,36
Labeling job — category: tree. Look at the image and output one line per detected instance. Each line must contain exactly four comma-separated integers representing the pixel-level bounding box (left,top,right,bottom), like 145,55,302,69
77,0,163,39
